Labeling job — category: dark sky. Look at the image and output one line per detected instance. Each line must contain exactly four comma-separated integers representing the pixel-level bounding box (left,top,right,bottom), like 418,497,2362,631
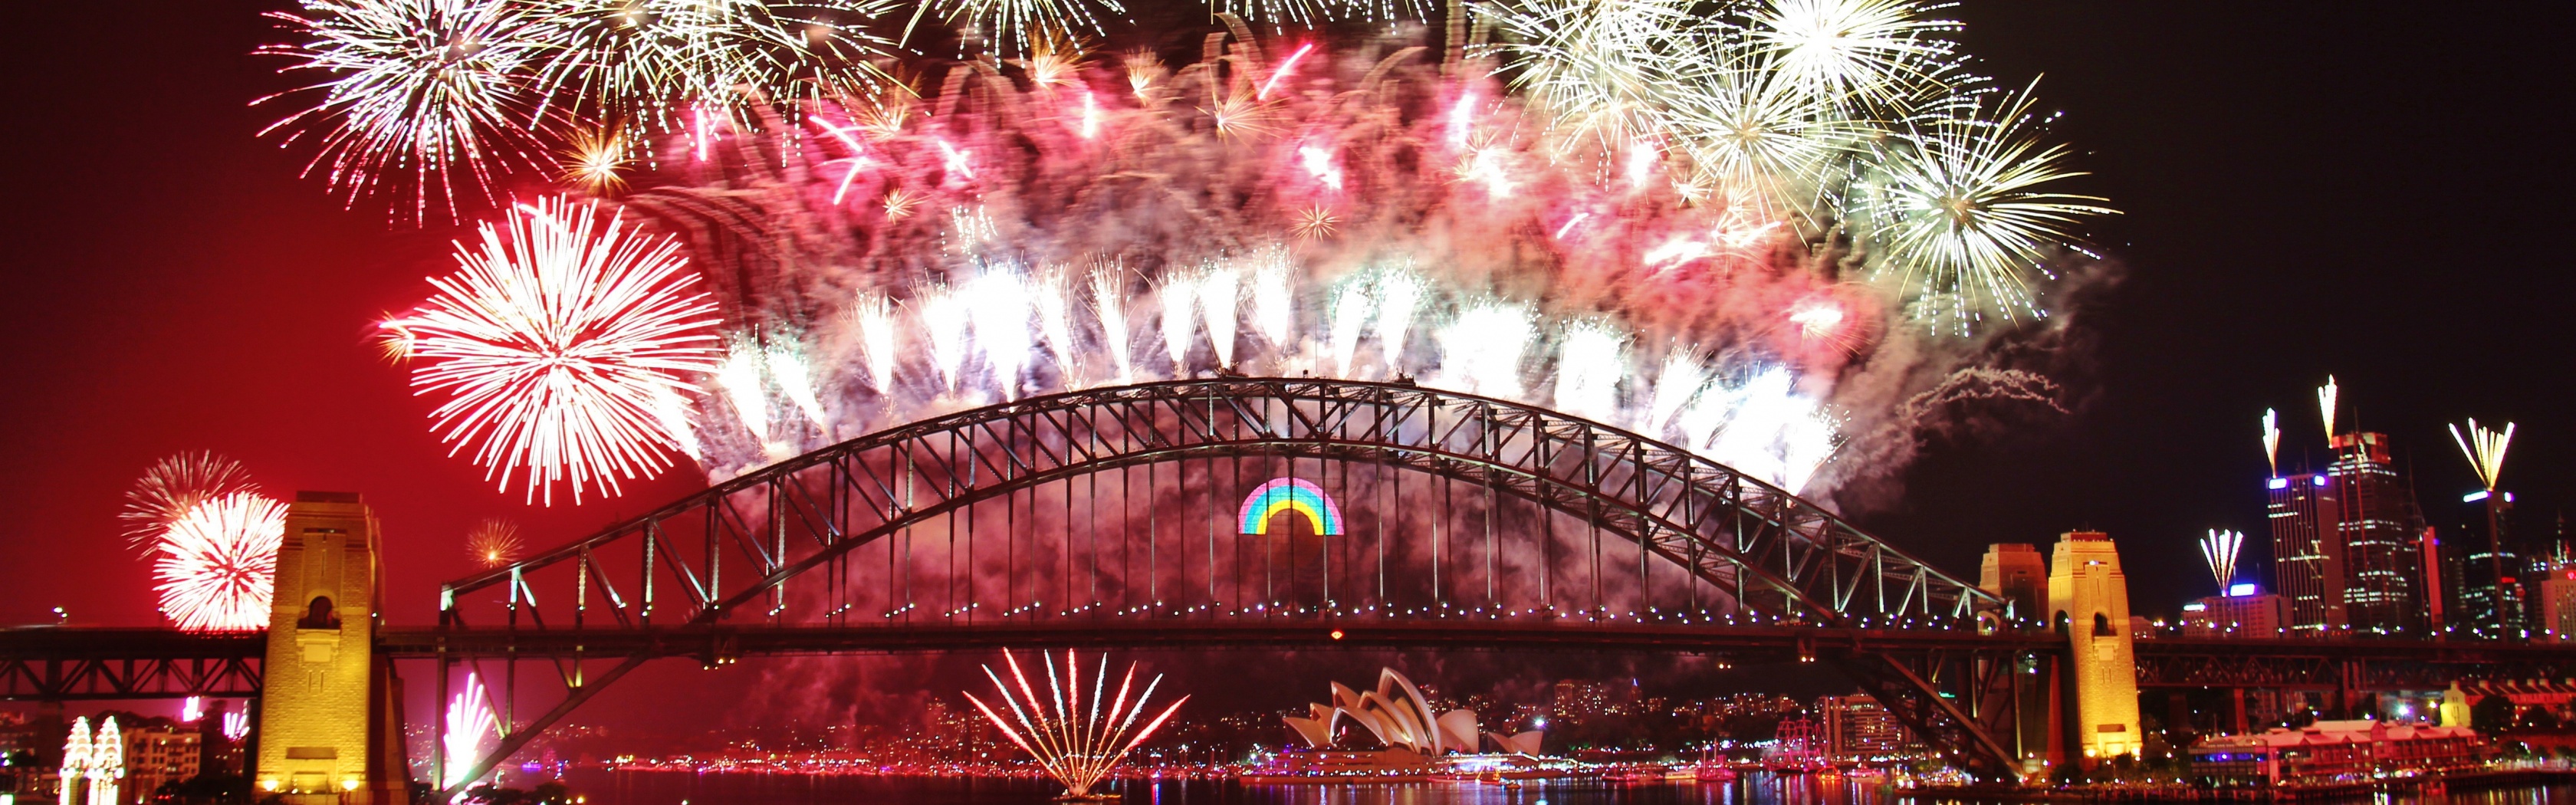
2,1,2571,672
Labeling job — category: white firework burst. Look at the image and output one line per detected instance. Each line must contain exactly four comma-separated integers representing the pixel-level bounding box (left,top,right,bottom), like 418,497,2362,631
257,0,554,220
1746,0,1960,110
1855,81,2113,331
401,196,724,504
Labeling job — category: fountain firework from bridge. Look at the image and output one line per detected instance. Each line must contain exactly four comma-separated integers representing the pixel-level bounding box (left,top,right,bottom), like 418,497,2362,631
428,378,2023,793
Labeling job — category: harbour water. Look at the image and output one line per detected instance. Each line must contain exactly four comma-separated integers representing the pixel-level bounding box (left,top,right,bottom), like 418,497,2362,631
562,770,2576,805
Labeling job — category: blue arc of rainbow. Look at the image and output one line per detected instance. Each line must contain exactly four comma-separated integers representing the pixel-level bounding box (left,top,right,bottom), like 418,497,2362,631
1237,478,1344,536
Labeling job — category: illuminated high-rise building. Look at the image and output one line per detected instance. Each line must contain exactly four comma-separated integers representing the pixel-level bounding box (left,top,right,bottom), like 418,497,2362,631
2325,432,2422,634
2266,472,2345,634
2266,432,2427,636
2450,489,2523,637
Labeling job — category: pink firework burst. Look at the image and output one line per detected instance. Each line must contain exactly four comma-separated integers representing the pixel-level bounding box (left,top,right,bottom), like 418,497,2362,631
121,453,260,557
153,492,286,632
402,196,723,504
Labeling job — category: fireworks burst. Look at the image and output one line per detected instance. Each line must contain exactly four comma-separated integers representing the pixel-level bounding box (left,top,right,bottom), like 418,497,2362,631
964,649,1188,799
398,196,723,504
121,452,260,557
275,0,2111,503
442,672,501,789
2199,528,2244,592
1746,0,1960,109
1857,82,2114,331
2260,408,2280,475
2450,419,2515,492
465,518,524,568
257,0,552,220
153,492,286,632
2315,376,2339,441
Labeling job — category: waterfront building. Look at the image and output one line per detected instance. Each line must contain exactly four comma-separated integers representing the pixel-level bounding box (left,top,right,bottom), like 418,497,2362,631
1813,695,1908,759
120,721,199,802
2187,720,2483,786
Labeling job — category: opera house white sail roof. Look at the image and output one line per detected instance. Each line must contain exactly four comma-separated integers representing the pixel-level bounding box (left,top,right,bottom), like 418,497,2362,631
1282,668,1543,757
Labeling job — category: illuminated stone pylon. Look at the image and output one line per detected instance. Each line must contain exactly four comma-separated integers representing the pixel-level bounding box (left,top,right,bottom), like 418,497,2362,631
2049,531,2141,764
256,492,404,803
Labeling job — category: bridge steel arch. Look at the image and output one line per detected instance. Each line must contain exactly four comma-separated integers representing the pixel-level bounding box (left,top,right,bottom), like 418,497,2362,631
432,378,2019,791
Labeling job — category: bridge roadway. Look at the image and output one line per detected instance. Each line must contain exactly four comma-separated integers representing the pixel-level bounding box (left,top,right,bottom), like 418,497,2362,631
9,626,2576,699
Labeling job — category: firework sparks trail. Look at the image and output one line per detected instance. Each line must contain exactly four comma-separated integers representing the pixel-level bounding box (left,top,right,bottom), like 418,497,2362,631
650,390,705,461
2260,408,2280,475
442,673,501,789
2200,528,2244,592
966,269,1037,398
1035,269,1081,382
1434,301,1536,397
917,284,974,393
1088,268,1135,383
717,340,773,446
963,649,1188,799
1250,252,1296,349
255,0,552,221
1371,270,1426,375
1553,322,1625,421
2316,376,2339,441
259,0,895,219
1158,274,1200,374
1198,267,1242,369
850,292,901,393
152,492,286,632
2450,419,2515,492
1644,343,1710,435
465,518,524,569
764,334,830,428
122,453,259,557
399,197,721,505
1327,281,1374,377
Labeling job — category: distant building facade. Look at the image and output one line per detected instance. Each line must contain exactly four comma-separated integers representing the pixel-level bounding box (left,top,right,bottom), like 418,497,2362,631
2181,589,2287,639
1814,695,1909,759
1980,543,2049,625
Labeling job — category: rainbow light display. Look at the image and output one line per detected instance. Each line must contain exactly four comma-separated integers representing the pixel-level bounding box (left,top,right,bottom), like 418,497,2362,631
1238,478,1344,536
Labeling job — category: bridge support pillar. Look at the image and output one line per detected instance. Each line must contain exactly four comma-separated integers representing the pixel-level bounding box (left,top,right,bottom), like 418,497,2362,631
2049,531,2141,766
255,492,406,803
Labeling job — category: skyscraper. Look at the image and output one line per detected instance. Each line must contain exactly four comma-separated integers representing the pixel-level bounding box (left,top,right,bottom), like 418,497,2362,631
2326,432,2422,634
2450,489,2522,637
2267,472,2345,634
2266,432,2427,636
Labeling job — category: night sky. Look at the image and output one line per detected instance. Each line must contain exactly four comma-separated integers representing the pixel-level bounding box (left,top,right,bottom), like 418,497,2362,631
4,2,2574,724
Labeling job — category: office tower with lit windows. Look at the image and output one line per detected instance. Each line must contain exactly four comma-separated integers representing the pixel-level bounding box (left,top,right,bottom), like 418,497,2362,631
2267,472,2345,634
2267,432,2426,636
2325,432,2423,634
2450,488,2523,637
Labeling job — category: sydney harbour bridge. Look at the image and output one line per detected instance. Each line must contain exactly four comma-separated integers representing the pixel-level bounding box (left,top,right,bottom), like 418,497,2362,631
7,379,2574,798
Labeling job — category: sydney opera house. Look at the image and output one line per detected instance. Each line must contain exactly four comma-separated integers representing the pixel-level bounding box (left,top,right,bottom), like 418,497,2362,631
1282,668,1546,756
